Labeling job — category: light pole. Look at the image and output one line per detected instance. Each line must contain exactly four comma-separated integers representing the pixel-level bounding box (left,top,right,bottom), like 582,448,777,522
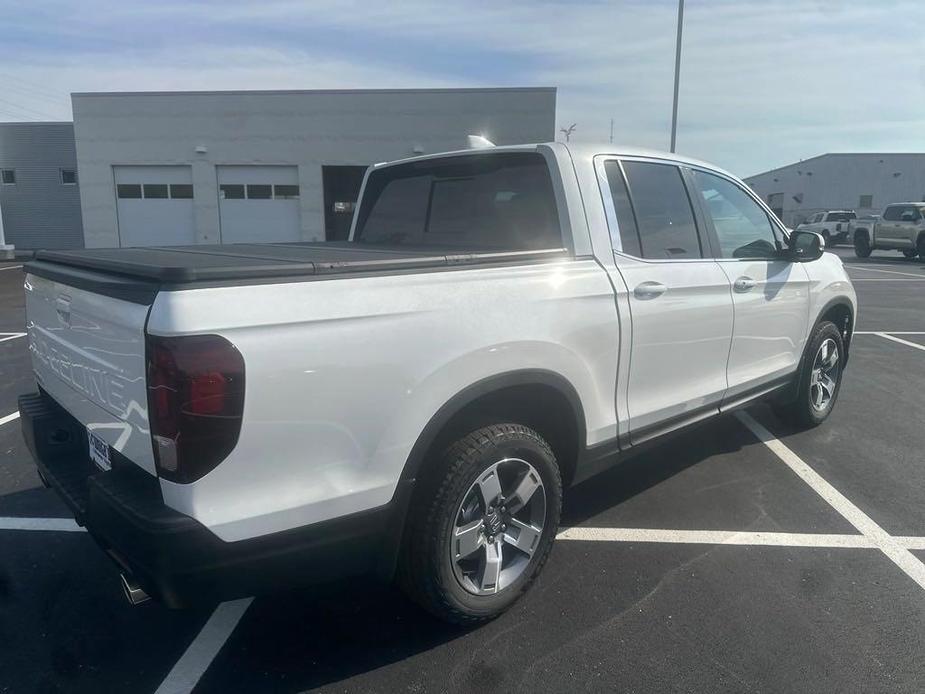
669,0,684,153
0,196,13,260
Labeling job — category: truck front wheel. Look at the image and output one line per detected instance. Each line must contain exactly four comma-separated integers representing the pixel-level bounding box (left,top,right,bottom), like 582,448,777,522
398,423,561,624
854,232,872,258
774,321,845,428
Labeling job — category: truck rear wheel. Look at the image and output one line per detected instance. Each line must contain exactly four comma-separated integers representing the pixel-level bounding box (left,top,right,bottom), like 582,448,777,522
774,321,844,428
917,234,925,259
854,232,872,258
398,423,561,624
903,249,917,259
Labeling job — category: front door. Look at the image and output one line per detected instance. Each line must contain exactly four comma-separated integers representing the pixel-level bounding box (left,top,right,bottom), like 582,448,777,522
688,168,810,400
601,159,734,440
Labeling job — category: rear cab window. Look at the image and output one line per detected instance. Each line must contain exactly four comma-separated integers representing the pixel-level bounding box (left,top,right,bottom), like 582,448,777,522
353,152,563,251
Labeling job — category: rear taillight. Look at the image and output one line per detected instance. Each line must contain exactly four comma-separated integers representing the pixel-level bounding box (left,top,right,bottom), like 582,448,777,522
146,334,245,483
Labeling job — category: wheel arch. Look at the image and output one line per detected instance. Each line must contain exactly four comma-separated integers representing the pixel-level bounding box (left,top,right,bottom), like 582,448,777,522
816,296,855,360
399,369,587,489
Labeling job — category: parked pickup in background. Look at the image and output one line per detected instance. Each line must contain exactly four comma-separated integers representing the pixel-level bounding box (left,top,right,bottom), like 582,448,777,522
850,202,925,259
795,210,857,247
17,143,856,624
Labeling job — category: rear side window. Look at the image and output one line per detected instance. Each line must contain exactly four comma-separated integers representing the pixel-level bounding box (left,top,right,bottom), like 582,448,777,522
602,161,642,257
882,205,903,221
354,153,561,250
621,161,701,259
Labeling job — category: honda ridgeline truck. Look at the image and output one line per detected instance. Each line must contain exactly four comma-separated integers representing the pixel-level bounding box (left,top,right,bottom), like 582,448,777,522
18,143,856,624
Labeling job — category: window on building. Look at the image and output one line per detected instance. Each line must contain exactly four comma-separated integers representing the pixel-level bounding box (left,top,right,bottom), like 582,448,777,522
246,184,272,199
169,184,193,199
219,184,245,200
693,169,778,259
142,184,169,199
355,152,561,250
1,169,15,185
274,184,300,199
60,169,78,185
117,184,142,199
621,161,701,259
859,194,873,208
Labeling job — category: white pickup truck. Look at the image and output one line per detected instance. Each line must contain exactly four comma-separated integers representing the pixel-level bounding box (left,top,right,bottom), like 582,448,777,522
18,143,856,624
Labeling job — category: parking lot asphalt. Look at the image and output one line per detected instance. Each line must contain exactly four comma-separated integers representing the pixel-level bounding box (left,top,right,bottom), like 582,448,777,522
2,247,925,693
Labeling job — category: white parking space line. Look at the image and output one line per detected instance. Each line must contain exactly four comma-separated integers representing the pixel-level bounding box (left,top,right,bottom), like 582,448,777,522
736,412,925,592
154,597,253,694
0,516,85,532
848,278,925,282
855,331,925,335
0,332,26,343
557,527,872,548
0,265,23,272
846,266,924,278
0,411,19,426
869,332,925,353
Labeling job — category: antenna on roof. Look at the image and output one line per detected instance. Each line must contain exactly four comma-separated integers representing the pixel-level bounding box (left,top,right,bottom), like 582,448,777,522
467,135,495,149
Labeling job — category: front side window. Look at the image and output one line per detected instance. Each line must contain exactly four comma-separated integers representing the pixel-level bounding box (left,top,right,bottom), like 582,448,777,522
621,161,701,259
692,170,778,259
354,152,561,250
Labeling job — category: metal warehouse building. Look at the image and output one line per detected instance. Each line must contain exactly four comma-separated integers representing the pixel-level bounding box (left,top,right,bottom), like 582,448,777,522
0,122,84,250
71,87,556,249
745,153,925,228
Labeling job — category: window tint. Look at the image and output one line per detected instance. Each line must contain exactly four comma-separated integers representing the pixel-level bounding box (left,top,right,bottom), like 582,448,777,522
169,184,193,199
116,183,142,199
693,170,777,259
219,184,245,200
61,169,78,185
355,152,561,250
246,184,272,199
603,161,641,256
622,161,701,259
882,205,903,221
143,184,168,199
1,169,15,185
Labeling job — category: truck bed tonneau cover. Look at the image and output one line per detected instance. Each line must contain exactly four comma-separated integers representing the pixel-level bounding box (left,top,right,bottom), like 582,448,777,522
29,242,567,284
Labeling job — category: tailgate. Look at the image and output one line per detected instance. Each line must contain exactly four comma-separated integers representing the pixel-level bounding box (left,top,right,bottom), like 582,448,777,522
25,272,156,475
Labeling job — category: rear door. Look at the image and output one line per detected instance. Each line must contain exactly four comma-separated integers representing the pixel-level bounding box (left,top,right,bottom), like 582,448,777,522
25,272,156,474
599,158,733,441
688,168,810,401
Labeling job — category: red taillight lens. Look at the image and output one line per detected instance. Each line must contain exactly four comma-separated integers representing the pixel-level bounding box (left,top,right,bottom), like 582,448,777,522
146,334,245,483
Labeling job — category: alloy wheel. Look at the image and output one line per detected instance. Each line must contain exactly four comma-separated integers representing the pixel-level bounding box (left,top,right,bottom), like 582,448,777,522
450,457,546,596
810,338,839,411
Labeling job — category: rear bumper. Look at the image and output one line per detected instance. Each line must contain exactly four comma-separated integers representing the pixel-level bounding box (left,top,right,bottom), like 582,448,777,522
18,391,411,608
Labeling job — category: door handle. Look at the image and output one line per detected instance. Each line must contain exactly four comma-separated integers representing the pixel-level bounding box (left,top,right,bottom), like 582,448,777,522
733,276,756,293
634,281,667,299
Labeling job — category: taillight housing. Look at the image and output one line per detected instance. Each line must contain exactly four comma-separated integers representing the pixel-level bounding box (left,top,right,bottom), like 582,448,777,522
146,334,245,483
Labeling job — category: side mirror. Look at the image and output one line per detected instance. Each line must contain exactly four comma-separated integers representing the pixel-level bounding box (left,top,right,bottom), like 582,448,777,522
785,229,823,262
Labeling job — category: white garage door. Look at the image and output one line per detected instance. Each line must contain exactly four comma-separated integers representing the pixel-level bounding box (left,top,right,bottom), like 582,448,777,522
217,166,301,244
114,166,196,247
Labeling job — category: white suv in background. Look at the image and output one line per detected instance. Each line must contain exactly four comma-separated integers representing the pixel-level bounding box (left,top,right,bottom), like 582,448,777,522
796,210,857,246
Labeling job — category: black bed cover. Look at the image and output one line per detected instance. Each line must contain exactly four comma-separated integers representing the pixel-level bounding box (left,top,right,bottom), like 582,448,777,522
24,242,568,303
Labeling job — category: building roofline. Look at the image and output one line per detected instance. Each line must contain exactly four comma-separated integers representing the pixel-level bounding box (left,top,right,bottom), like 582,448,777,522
746,152,925,180
71,87,557,98
0,121,73,126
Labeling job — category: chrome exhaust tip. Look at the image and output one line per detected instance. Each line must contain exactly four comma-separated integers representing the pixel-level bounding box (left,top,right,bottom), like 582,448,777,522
120,573,151,606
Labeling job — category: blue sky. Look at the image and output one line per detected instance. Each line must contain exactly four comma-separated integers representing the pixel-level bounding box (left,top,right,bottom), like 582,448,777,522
1,0,923,176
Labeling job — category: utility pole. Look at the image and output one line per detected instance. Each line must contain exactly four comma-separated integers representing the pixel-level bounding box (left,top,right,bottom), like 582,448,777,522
609,118,614,145
559,123,576,143
669,0,684,153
